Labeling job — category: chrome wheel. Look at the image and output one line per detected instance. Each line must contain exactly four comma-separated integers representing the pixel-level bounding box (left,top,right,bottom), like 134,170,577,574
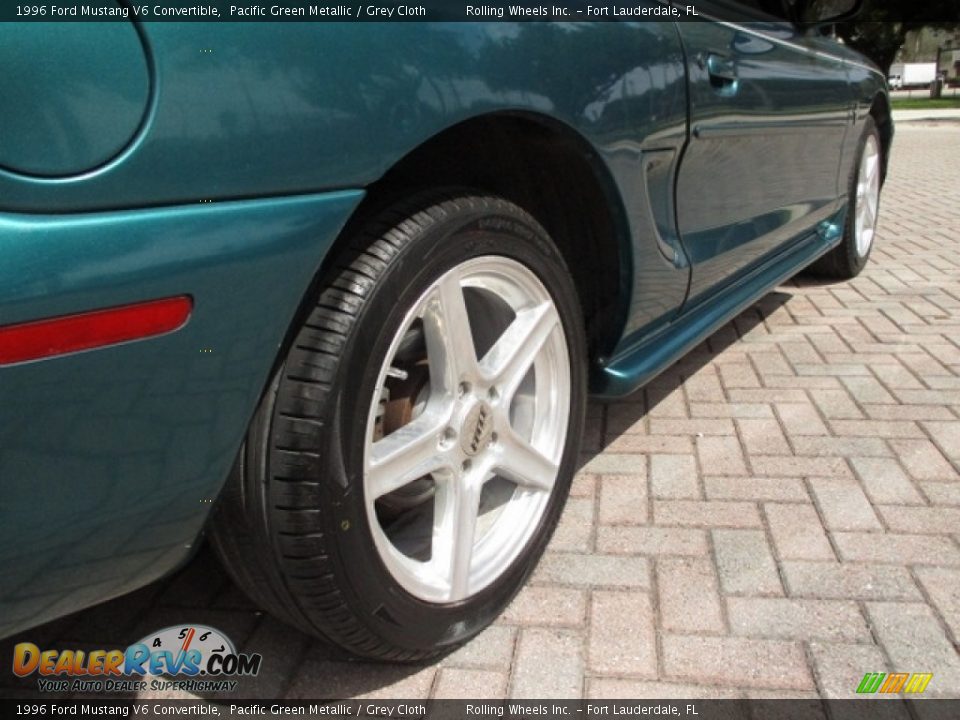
363,256,570,604
855,134,881,258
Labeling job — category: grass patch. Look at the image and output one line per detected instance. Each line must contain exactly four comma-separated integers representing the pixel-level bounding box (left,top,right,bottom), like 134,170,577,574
891,96,960,110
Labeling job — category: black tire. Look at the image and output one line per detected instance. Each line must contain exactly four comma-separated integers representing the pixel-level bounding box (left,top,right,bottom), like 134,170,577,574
209,193,587,662
807,116,883,279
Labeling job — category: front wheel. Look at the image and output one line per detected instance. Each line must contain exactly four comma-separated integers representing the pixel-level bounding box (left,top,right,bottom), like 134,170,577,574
210,193,587,661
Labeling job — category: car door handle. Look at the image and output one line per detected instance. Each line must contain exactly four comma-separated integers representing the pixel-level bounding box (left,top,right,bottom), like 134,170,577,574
705,53,739,95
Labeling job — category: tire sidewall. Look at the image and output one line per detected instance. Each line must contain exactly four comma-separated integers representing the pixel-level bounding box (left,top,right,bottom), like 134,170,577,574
313,198,587,652
844,118,882,274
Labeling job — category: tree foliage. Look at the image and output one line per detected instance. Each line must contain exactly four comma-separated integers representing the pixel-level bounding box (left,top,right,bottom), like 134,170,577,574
836,0,960,73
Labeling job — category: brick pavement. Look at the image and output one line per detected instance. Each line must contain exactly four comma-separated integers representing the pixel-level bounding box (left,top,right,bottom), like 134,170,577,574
2,122,959,701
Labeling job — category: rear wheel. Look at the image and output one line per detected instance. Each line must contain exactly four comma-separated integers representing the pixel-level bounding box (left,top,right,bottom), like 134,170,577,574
808,116,883,279
210,193,587,661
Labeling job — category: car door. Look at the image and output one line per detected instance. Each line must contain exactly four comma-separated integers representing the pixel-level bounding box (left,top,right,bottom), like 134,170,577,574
675,2,852,306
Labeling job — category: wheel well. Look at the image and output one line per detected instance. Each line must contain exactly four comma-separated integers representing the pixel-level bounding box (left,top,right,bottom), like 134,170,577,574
341,113,630,361
870,93,893,184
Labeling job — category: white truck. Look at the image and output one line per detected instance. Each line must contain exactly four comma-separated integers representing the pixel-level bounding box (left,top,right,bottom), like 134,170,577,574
888,63,938,89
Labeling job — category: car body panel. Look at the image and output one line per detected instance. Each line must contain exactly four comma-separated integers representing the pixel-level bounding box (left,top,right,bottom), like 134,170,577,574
0,23,152,178
0,13,890,636
0,191,362,636
674,20,852,305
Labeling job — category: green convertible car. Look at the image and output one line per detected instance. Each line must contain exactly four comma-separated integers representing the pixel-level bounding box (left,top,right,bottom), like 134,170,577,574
0,2,890,660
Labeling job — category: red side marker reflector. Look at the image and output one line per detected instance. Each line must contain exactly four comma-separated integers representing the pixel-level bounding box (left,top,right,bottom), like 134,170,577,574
0,296,193,366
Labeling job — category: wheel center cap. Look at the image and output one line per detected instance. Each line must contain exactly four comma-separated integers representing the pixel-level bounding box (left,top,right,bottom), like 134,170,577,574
460,401,494,457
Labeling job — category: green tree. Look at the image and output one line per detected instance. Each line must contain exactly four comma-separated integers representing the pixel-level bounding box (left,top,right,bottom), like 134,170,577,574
837,0,960,74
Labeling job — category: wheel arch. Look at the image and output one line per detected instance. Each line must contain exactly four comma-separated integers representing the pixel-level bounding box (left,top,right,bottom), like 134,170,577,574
318,112,633,366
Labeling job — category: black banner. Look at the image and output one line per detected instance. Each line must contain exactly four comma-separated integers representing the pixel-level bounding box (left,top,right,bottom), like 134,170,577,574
1,699,959,719
1,0,958,23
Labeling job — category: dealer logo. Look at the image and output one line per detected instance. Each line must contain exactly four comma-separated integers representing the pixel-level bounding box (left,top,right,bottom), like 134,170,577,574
13,624,261,694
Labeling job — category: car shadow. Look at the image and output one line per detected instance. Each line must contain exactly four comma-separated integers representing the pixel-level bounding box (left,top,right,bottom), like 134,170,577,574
578,289,794,462
0,289,795,701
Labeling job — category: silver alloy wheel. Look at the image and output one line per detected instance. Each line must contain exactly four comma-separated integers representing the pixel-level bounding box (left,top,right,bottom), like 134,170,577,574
855,134,881,258
363,256,570,604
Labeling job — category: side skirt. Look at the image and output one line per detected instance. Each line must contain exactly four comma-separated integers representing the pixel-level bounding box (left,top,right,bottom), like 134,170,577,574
593,208,846,398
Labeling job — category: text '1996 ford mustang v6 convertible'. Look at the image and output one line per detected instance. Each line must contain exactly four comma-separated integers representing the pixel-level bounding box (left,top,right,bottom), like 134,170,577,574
0,1,891,660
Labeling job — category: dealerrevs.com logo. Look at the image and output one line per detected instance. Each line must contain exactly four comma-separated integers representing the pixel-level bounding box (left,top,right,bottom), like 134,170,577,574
12,625,262,693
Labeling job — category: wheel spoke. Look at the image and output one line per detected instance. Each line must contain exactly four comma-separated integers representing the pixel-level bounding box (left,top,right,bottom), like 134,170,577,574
450,474,483,601
864,198,876,229
432,467,485,602
478,301,559,400
367,413,449,499
422,270,478,394
494,429,559,492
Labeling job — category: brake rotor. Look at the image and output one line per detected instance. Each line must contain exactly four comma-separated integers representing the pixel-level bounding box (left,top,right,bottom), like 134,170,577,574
375,359,435,511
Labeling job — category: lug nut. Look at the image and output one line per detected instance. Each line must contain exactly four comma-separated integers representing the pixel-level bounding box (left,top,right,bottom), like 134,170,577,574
440,427,457,449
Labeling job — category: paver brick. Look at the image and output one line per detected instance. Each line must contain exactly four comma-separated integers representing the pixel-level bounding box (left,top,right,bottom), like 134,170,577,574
808,478,882,531
809,388,864,420
840,376,897,404
657,557,725,634
604,435,694,454
889,438,958,481
696,435,749,476
775,403,830,436
849,456,925,505
781,561,921,600
921,482,960,507
712,529,783,596
510,629,583,698
447,625,516,670
690,402,774,419
654,500,761,528
597,473,648,525
534,552,650,589
501,585,586,627
791,436,892,458
726,598,871,642
587,590,656,677
923,421,960,463
661,635,814,690
913,567,960,641
550,496,595,551
833,532,960,566
865,404,955,421
704,476,808,502
764,503,835,561
433,668,507,699
828,420,924,438
875,505,960,535
650,454,699,499
596,526,709,557
749,455,852,478
737,418,791,456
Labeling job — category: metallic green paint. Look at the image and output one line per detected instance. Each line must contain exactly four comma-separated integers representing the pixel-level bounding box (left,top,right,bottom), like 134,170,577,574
675,20,852,305
0,191,362,636
0,23,151,177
